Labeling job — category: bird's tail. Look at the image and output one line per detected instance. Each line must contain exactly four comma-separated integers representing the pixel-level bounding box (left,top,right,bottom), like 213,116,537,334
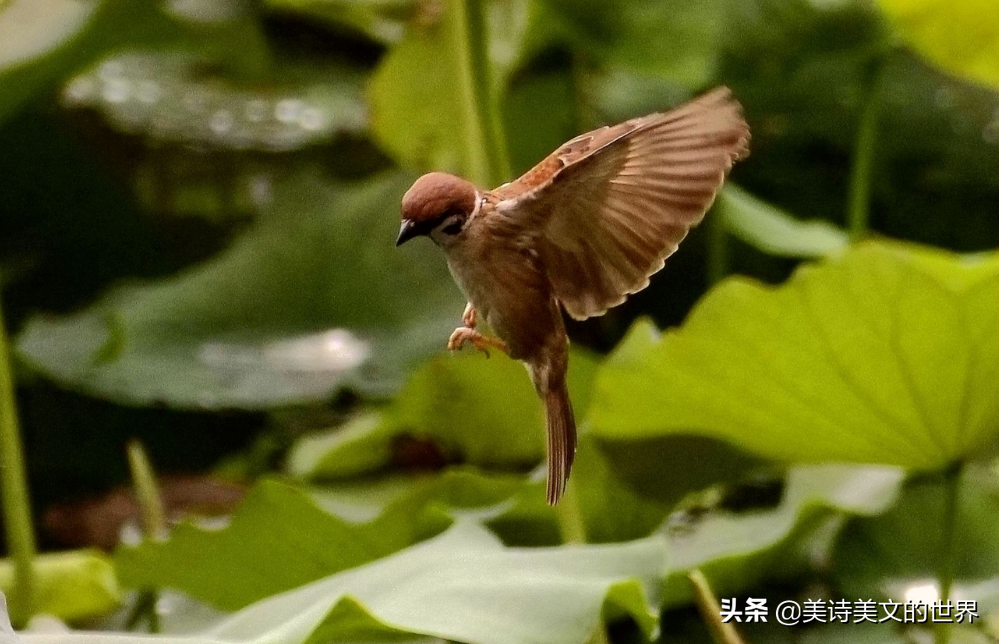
543,380,577,505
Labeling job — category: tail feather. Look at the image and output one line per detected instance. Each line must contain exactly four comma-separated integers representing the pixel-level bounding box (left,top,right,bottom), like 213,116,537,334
544,382,577,505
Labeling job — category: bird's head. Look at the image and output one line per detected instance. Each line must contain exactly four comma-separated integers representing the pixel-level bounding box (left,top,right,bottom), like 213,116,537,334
397,172,478,247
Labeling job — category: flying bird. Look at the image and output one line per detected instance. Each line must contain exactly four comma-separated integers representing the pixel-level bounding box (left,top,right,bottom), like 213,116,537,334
396,87,750,505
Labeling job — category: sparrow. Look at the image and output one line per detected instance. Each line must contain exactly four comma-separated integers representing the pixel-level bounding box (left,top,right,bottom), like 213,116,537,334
396,87,750,505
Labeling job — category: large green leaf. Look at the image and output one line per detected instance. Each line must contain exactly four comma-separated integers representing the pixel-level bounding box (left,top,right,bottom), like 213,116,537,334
718,185,849,258
0,0,225,127
664,465,904,604
594,435,766,510
367,18,466,175
660,464,904,606
67,523,664,644
589,242,999,469
111,463,904,632
288,411,399,480
309,468,552,542
61,51,367,150
0,0,98,125
876,0,999,90
302,435,749,549
16,172,462,408
115,478,436,610
0,0,95,69
118,471,552,610
833,463,999,615
302,435,693,548
656,613,910,644
0,550,120,624
131,443,808,616
288,349,598,477
572,438,674,544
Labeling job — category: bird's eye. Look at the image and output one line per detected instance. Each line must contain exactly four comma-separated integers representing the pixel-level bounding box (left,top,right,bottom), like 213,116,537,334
442,221,463,235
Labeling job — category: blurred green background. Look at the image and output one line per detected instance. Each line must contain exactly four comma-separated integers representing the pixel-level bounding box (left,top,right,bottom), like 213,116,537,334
0,0,997,642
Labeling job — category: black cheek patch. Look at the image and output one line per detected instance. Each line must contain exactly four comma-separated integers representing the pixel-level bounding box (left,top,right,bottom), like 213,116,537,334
442,222,464,236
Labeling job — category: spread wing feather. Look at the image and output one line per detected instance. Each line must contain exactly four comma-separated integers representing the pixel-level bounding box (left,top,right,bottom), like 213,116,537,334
488,87,749,320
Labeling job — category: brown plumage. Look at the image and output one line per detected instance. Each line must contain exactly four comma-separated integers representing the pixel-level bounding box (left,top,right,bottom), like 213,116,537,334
397,87,750,504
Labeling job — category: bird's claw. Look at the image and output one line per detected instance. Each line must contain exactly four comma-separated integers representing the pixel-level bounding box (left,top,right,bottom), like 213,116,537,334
448,327,506,358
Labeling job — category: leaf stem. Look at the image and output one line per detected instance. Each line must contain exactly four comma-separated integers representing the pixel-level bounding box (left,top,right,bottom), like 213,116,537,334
124,589,161,634
554,479,587,544
554,482,610,644
707,204,729,286
465,0,511,182
449,0,491,186
934,462,962,644
847,55,885,242
450,0,510,185
0,298,37,625
688,569,746,644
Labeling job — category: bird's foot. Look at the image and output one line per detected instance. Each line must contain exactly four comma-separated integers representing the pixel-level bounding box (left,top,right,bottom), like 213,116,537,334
461,303,476,328
447,327,507,358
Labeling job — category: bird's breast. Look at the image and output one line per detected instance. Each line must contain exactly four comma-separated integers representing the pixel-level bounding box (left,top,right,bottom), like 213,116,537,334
443,233,561,360
445,241,499,320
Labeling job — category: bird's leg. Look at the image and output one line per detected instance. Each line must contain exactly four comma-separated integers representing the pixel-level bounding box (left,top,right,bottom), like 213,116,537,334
448,304,507,357
462,303,476,328
447,327,508,358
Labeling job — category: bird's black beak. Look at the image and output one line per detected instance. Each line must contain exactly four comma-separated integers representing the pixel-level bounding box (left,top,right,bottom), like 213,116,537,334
396,220,418,246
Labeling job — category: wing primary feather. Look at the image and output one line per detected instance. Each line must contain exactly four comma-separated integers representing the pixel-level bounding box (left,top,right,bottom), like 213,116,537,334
615,174,721,192
488,86,749,321
609,180,717,204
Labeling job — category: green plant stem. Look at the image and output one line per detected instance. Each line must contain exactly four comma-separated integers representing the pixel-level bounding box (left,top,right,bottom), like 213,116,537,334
554,482,609,644
707,205,729,286
0,298,37,624
464,0,511,182
127,439,167,539
124,589,161,634
846,56,885,242
554,479,587,544
450,0,510,185
688,569,746,644
935,462,962,644
450,0,491,186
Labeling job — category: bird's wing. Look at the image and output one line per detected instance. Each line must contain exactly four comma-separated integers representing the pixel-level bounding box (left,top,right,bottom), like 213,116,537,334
486,87,749,320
